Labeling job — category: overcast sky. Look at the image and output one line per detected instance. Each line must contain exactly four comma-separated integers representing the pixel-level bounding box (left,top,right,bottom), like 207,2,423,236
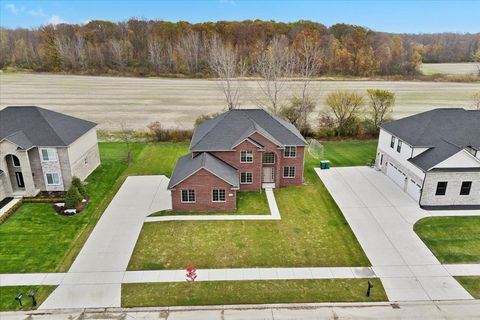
1,0,479,33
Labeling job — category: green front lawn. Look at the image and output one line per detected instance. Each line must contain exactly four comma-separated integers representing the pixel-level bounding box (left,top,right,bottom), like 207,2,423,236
122,278,387,307
150,191,269,216
455,277,480,299
414,216,480,264
0,143,192,273
128,140,377,270
0,286,56,311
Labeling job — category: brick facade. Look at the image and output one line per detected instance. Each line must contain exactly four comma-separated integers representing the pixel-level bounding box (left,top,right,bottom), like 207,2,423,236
210,132,305,190
171,168,237,212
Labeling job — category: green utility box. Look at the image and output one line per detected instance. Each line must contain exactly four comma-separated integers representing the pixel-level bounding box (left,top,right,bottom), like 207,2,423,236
320,160,331,169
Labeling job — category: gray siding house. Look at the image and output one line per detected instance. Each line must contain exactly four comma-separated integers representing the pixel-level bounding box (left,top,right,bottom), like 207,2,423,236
0,106,100,200
375,108,480,210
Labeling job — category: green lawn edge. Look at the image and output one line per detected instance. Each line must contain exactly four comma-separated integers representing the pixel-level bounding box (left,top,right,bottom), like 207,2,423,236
122,279,387,307
0,286,56,311
414,216,480,264
455,276,480,299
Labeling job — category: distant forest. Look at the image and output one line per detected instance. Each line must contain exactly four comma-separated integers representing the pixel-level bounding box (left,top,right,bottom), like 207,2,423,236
1,19,479,77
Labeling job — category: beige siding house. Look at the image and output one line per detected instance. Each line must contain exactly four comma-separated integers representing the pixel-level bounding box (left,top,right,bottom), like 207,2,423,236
0,106,100,199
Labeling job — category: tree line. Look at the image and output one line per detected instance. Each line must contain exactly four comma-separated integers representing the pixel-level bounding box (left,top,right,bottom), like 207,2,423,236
1,19,479,77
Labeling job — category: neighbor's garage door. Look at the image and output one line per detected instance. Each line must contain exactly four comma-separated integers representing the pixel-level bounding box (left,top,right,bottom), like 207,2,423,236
406,178,421,202
387,163,407,190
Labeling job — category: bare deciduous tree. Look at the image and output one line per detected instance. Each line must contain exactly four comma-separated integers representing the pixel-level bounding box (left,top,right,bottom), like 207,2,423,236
147,36,163,73
119,122,133,164
109,39,131,70
255,35,295,114
290,30,323,131
208,35,247,110
177,32,203,74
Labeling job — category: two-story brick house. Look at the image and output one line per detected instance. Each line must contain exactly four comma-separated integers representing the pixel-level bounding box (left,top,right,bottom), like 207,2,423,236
168,109,308,211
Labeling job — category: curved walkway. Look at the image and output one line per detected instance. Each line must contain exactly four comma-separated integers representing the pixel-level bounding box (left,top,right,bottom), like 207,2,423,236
316,166,480,302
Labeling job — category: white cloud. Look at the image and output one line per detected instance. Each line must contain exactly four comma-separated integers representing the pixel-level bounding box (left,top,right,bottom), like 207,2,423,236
28,9,47,17
5,3,19,15
47,15,66,25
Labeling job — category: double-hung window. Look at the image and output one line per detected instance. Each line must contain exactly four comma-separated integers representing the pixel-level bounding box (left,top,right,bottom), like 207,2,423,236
263,152,275,164
240,151,253,163
460,181,472,195
46,173,60,185
284,146,296,158
240,172,253,184
435,182,448,196
181,189,195,203
212,189,226,202
41,148,57,161
390,136,396,148
283,166,295,178
397,140,402,153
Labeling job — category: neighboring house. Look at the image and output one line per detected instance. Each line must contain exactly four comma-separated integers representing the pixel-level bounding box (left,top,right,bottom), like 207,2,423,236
375,108,480,210
168,109,308,211
0,106,100,200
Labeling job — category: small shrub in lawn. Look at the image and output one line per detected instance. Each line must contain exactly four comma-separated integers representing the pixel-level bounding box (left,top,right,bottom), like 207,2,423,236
65,185,82,209
71,176,88,199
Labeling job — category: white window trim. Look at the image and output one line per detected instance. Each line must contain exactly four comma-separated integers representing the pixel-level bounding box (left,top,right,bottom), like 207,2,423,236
240,172,253,184
397,140,402,153
283,166,296,178
390,136,396,149
262,152,275,164
284,146,297,158
45,172,60,186
181,189,196,203
212,189,226,202
40,148,57,162
240,150,254,163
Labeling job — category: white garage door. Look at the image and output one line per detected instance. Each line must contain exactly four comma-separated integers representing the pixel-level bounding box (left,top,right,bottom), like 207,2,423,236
407,178,421,202
387,163,407,190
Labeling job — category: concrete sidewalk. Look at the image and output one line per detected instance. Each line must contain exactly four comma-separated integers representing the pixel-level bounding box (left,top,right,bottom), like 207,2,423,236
316,166,480,302
39,176,171,310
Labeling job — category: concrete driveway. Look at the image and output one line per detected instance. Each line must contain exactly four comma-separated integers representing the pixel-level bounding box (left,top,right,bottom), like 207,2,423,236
316,166,480,302
40,175,171,309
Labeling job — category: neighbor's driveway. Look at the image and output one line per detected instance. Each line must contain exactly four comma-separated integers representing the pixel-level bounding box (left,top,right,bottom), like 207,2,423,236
39,175,171,309
316,166,480,302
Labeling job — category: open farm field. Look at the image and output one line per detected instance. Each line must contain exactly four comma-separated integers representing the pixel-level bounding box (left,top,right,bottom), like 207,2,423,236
1,73,478,130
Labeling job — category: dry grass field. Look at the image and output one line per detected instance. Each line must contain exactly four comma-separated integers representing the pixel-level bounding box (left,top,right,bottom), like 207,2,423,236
421,62,479,75
1,73,478,130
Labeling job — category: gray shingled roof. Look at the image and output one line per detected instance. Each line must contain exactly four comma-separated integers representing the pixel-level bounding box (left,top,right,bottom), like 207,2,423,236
0,106,97,148
381,108,480,171
190,109,307,151
167,152,239,189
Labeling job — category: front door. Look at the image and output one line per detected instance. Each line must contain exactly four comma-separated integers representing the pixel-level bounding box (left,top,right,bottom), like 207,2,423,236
263,167,274,183
15,172,25,188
